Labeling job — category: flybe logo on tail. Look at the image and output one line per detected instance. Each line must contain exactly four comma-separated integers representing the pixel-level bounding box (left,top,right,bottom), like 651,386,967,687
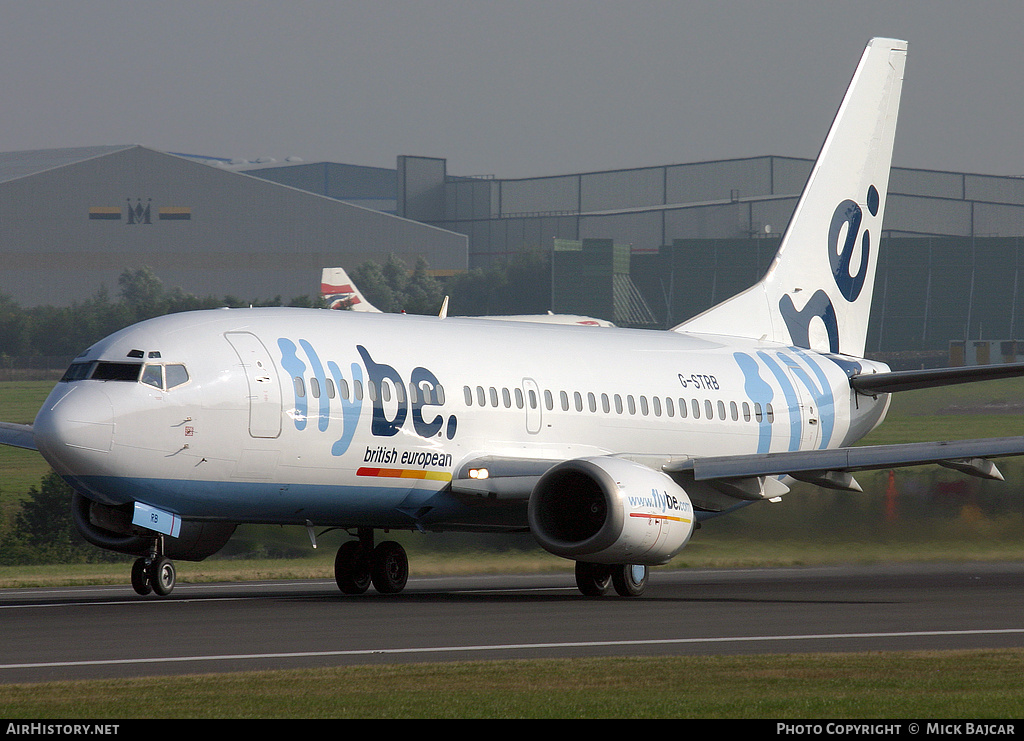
780,185,880,354
277,339,458,457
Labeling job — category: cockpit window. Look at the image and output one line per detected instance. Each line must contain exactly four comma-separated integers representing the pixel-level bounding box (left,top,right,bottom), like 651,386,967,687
165,364,189,389
90,362,143,382
60,362,95,382
141,363,190,390
61,360,189,389
141,364,163,389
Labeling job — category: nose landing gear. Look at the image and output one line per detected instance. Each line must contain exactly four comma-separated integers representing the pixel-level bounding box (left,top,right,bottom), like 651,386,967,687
131,547,176,596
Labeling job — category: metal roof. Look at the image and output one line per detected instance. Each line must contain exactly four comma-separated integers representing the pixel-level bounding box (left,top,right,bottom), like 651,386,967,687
0,145,135,184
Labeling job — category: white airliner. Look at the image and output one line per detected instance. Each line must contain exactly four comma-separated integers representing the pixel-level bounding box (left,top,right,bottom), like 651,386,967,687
6,38,1024,598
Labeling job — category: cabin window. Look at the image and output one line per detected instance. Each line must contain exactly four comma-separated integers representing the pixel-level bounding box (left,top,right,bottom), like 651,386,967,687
463,386,473,405
601,393,610,414
544,390,554,411
293,377,305,398
640,396,649,416
489,387,499,407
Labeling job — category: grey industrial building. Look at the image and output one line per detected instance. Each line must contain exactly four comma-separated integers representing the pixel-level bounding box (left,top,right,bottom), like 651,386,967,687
3,145,1024,358
0,146,467,308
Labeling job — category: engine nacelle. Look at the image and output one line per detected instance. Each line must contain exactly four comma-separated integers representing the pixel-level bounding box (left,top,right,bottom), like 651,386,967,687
72,491,236,561
528,456,696,565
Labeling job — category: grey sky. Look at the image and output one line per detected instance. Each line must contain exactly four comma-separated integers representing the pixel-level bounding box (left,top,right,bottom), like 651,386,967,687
1,1,1021,179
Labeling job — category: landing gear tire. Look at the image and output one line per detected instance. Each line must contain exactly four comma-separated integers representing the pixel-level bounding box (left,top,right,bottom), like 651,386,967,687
371,541,409,594
150,556,176,596
611,564,648,597
575,561,613,596
131,554,176,596
334,540,372,594
131,557,152,596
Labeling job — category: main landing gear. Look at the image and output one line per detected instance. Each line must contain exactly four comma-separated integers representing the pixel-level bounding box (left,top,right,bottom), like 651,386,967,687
334,529,409,595
574,561,648,597
131,538,176,596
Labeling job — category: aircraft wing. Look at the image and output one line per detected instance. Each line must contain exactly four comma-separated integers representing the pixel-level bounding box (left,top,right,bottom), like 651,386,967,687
451,435,1024,506
0,422,36,451
664,436,1024,487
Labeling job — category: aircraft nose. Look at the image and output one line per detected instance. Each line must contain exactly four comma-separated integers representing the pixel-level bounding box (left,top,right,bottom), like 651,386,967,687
34,384,115,472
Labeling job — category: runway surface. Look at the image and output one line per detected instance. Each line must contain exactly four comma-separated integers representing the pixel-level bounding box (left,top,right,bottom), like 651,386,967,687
2,562,1023,684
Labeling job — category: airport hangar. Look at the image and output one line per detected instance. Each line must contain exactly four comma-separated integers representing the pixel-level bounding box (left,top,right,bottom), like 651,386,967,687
3,145,1024,362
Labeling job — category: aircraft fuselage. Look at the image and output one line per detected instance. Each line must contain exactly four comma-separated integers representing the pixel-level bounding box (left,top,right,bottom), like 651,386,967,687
33,308,891,533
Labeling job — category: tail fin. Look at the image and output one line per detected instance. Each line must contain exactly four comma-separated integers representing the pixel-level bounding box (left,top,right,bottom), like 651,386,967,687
675,37,907,358
321,267,381,312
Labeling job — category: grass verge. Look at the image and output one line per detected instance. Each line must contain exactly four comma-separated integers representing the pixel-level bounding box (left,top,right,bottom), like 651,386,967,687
3,651,1023,718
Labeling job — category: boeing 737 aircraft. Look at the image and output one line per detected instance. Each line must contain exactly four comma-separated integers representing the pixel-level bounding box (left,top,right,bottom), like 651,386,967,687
5,38,1024,598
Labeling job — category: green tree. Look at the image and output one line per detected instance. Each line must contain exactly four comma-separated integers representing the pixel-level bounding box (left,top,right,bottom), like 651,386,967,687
118,266,167,321
0,472,117,564
443,249,550,317
350,254,444,315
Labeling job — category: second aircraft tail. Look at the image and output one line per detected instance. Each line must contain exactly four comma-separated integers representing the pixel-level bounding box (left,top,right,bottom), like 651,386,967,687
675,37,907,359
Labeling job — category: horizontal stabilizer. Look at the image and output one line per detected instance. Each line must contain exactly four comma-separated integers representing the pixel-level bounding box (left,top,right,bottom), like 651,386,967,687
851,361,1024,394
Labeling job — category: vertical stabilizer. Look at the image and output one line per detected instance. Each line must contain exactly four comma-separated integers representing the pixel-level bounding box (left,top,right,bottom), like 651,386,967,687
321,268,381,312
675,38,906,358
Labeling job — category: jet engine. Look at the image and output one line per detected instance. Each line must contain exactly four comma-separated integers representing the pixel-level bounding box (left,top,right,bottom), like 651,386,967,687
528,456,695,565
72,491,236,561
